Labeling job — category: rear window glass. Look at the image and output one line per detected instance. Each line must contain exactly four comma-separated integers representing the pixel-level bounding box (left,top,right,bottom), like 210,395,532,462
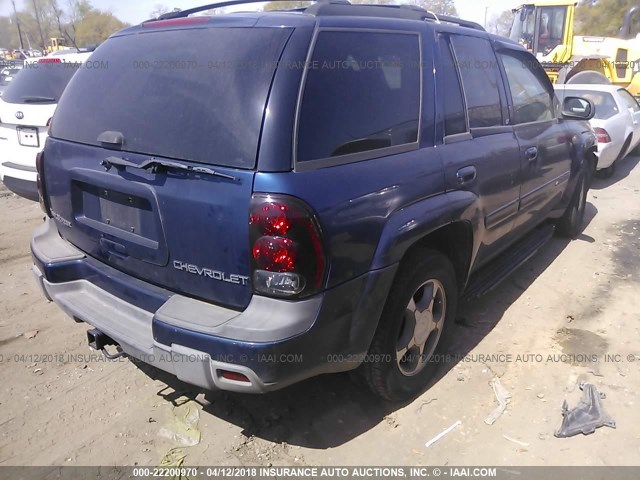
297,30,421,162
1,63,79,104
52,28,292,169
557,90,618,119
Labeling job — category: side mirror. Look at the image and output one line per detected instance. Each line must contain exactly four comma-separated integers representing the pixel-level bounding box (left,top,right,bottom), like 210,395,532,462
561,96,595,120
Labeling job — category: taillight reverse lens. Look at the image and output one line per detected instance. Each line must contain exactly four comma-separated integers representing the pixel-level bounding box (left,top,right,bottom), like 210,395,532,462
249,194,326,298
593,127,611,143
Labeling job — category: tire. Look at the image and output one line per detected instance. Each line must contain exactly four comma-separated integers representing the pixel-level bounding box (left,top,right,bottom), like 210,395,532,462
556,174,588,238
566,70,611,85
618,135,633,162
355,249,458,402
597,162,616,179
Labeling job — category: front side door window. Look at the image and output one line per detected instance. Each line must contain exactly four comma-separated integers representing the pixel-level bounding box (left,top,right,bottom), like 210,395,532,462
499,51,554,124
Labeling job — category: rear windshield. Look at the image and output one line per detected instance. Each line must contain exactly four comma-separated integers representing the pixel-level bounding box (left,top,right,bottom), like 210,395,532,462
557,89,619,120
1,62,80,104
52,27,292,169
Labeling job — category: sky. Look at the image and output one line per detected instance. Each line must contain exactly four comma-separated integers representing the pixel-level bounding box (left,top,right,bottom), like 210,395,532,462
0,0,522,27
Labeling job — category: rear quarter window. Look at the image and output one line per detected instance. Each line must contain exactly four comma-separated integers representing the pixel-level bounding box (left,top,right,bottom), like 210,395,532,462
296,30,421,164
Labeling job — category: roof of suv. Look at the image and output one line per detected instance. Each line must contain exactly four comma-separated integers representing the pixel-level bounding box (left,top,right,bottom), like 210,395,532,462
152,0,485,29
119,0,510,40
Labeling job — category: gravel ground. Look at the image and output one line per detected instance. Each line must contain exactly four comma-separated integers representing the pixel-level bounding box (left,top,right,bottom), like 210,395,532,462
0,155,639,466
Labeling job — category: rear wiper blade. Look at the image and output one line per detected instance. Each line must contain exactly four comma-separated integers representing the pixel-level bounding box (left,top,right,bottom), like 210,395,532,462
101,156,238,181
21,95,56,103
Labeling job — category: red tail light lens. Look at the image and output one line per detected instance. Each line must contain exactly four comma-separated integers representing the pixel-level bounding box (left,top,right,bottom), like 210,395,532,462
593,127,611,143
36,151,51,217
249,194,326,298
38,58,61,63
219,370,250,383
252,236,298,272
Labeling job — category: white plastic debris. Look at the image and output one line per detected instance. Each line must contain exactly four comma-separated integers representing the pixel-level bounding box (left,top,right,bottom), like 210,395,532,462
485,377,512,425
502,434,529,447
424,420,461,448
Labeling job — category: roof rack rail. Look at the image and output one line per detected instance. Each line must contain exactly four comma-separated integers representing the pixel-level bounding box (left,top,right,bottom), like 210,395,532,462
155,0,321,20
153,0,485,32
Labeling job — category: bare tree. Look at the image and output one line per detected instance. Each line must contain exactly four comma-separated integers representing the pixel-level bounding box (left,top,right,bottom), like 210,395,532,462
487,9,513,37
30,0,47,49
149,4,170,19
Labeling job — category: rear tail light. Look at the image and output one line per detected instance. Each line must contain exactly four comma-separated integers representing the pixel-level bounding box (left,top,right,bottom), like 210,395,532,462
38,58,61,63
249,194,326,298
593,127,611,143
36,151,51,217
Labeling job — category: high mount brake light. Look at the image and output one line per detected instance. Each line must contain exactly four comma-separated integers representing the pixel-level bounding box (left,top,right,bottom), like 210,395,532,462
143,17,210,28
249,194,326,298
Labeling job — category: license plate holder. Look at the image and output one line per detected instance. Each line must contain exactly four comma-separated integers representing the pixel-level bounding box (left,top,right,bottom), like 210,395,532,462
17,126,39,147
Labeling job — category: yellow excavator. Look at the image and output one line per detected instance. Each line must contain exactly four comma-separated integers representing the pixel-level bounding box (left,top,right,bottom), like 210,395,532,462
45,37,71,54
509,1,640,96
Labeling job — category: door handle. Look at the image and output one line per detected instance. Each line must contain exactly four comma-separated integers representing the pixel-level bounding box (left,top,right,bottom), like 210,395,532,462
525,146,538,162
456,166,477,186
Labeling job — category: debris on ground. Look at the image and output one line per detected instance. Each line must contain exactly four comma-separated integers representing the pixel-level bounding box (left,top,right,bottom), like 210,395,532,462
159,447,189,479
23,330,39,339
417,398,437,412
502,434,530,447
158,403,201,447
485,377,511,425
425,420,461,448
555,383,616,438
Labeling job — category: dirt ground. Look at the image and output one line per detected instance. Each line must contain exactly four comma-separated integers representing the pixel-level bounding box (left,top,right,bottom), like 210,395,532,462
0,155,639,467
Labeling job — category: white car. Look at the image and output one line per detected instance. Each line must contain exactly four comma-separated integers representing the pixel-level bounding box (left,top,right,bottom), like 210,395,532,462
0,52,91,200
555,84,640,177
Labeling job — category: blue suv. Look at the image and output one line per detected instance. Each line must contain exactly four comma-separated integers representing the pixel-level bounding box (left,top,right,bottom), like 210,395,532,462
31,0,596,401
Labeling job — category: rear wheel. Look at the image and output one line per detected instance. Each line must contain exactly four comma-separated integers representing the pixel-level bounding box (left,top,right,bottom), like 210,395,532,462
356,250,457,402
556,174,588,238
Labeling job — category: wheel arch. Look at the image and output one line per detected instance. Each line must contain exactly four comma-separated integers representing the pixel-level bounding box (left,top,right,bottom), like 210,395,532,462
401,221,474,293
371,198,476,294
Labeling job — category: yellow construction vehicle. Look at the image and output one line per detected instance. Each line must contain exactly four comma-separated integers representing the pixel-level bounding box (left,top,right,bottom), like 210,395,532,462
45,37,70,54
509,1,640,96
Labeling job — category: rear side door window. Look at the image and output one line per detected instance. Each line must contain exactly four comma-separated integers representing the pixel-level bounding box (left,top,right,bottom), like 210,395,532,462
449,35,503,128
499,51,554,124
437,35,467,137
296,30,421,164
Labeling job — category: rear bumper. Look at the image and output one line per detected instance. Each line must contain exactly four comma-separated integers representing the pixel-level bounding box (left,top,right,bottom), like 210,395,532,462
595,142,618,170
31,218,396,393
0,161,38,201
